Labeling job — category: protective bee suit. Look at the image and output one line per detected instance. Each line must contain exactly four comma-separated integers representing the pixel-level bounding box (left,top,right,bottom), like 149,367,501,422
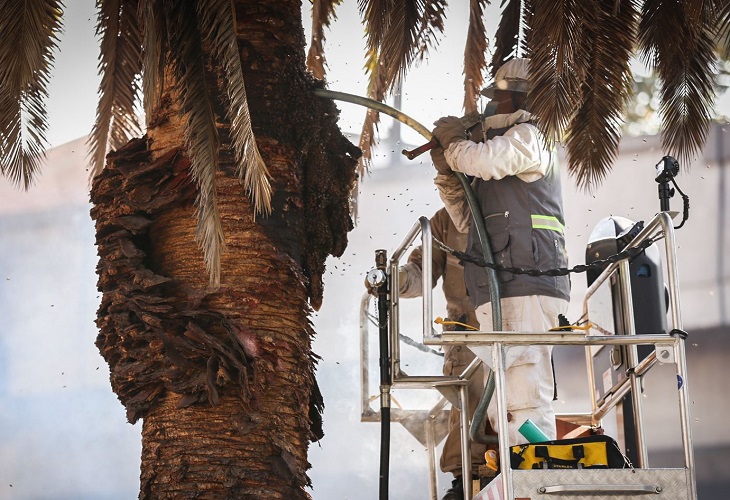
430,57,570,446
396,207,494,479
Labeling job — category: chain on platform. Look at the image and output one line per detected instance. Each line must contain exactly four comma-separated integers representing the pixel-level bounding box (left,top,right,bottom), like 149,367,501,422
433,235,658,277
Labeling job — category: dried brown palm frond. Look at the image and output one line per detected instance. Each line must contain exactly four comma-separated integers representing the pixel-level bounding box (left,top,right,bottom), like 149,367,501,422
413,0,448,64
463,0,489,114
357,48,387,177
358,0,447,94
521,0,534,56
490,0,522,75
166,0,226,287
87,0,143,179
141,0,166,120
683,0,715,29
197,0,271,217
639,0,717,168
527,0,596,143
565,0,639,191
358,0,390,50
356,1,445,174
369,0,422,91
0,0,63,189
306,0,343,80
714,0,730,64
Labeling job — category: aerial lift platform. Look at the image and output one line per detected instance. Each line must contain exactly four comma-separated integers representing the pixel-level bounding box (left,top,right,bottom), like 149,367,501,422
361,205,697,500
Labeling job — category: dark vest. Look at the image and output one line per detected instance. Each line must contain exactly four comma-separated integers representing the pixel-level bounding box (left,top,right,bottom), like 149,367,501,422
463,126,571,308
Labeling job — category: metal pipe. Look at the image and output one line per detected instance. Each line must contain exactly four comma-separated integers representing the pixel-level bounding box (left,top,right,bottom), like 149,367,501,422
389,259,402,381
459,384,473,499
389,217,435,345
592,351,658,421
439,331,678,346
426,420,438,500
420,218,435,341
660,212,697,500
493,342,513,500
617,259,648,467
360,293,374,416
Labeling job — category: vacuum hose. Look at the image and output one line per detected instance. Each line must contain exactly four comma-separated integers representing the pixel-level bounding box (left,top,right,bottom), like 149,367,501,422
314,88,502,490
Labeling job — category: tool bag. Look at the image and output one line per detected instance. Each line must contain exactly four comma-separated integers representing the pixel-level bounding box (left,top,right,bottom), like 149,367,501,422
510,435,628,470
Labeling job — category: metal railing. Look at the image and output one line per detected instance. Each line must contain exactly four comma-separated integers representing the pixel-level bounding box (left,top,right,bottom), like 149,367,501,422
360,212,697,500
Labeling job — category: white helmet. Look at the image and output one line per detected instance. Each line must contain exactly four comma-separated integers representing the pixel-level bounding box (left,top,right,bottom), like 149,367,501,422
480,58,530,98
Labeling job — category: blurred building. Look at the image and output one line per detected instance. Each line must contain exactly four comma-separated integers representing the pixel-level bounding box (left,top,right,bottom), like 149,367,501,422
0,122,728,499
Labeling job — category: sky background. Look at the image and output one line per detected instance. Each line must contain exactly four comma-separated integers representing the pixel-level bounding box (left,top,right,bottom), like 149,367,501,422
5,2,728,499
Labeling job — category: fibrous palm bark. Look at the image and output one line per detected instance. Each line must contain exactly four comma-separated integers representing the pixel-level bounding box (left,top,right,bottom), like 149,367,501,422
91,2,359,497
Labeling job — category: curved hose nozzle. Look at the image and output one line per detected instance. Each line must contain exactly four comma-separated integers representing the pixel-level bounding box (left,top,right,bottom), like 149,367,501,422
402,138,438,160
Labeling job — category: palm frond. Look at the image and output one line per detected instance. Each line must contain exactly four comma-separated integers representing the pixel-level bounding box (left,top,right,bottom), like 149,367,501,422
521,0,534,55
357,48,387,177
463,0,489,113
360,0,438,93
87,0,144,179
168,0,225,287
639,0,717,167
683,0,714,29
527,0,596,143
715,0,730,59
141,0,167,121
565,0,638,190
306,0,342,80
376,0,421,90
0,0,62,189
197,0,271,216
413,0,447,64
491,0,522,74
358,0,390,54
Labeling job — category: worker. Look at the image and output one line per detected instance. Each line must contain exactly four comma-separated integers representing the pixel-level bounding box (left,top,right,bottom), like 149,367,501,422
364,206,494,500
429,57,571,451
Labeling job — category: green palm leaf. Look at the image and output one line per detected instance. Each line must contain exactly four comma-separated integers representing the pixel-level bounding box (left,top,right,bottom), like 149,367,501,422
0,0,62,189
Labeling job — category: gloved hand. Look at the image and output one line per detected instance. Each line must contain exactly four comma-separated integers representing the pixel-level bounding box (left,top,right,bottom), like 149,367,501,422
430,146,453,175
364,274,378,296
432,116,467,149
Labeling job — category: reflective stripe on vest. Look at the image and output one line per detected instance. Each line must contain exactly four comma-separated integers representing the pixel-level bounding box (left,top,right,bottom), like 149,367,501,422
531,214,564,234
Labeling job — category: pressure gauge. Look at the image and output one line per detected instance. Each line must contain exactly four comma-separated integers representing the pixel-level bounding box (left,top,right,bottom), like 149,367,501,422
366,268,386,288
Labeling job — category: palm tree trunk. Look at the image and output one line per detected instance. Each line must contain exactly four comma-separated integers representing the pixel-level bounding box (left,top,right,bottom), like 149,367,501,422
91,1,358,497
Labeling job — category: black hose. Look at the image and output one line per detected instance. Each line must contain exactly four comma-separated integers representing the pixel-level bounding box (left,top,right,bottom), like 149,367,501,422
316,89,503,485
375,250,390,500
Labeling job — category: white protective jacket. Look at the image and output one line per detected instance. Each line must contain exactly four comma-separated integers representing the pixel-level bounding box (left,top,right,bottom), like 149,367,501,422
434,110,569,444
435,110,551,234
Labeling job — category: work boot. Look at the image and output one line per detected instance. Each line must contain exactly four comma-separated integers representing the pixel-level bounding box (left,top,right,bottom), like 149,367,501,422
441,476,464,500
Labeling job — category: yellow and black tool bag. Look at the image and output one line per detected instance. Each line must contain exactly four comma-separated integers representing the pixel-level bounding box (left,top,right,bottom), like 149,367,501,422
510,435,628,470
